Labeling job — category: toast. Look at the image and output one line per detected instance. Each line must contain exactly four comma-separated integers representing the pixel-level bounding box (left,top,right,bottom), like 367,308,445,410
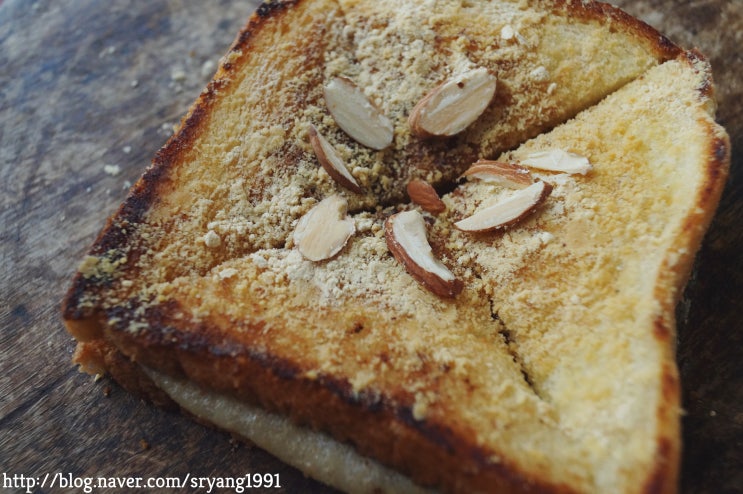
62,1,730,493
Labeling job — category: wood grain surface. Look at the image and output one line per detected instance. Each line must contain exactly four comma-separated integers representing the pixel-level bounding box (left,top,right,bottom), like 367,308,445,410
1,1,740,492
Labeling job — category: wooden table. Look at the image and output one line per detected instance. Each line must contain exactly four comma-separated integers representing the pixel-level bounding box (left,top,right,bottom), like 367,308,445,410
2,1,740,492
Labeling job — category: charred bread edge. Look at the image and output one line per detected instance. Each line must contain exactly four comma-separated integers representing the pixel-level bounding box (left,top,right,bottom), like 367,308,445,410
61,1,730,493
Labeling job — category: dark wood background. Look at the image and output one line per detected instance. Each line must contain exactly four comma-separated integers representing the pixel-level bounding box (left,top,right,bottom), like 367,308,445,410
1,1,740,492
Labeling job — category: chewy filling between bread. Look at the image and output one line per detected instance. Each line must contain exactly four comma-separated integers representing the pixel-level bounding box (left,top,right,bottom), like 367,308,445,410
145,368,431,494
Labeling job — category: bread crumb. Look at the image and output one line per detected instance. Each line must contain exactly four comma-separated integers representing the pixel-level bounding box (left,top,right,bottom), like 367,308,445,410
159,122,176,136
98,45,116,58
219,267,238,279
203,230,221,248
103,164,121,176
530,66,549,82
538,231,554,244
201,59,216,79
501,25,515,41
78,255,100,277
171,67,187,82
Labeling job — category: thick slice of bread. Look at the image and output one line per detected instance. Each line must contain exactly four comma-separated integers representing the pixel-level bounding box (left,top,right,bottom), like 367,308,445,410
62,1,729,493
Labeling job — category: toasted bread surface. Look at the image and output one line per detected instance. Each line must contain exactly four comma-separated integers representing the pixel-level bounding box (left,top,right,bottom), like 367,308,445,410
63,1,729,493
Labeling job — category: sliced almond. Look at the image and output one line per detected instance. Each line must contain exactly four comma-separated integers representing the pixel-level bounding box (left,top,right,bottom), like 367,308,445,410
294,195,355,261
521,149,592,175
406,179,446,214
409,67,497,138
323,77,394,150
309,125,363,193
385,210,463,298
454,180,552,232
463,160,533,189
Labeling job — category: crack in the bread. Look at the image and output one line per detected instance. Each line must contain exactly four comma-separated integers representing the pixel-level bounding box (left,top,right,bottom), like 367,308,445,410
488,298,544,402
